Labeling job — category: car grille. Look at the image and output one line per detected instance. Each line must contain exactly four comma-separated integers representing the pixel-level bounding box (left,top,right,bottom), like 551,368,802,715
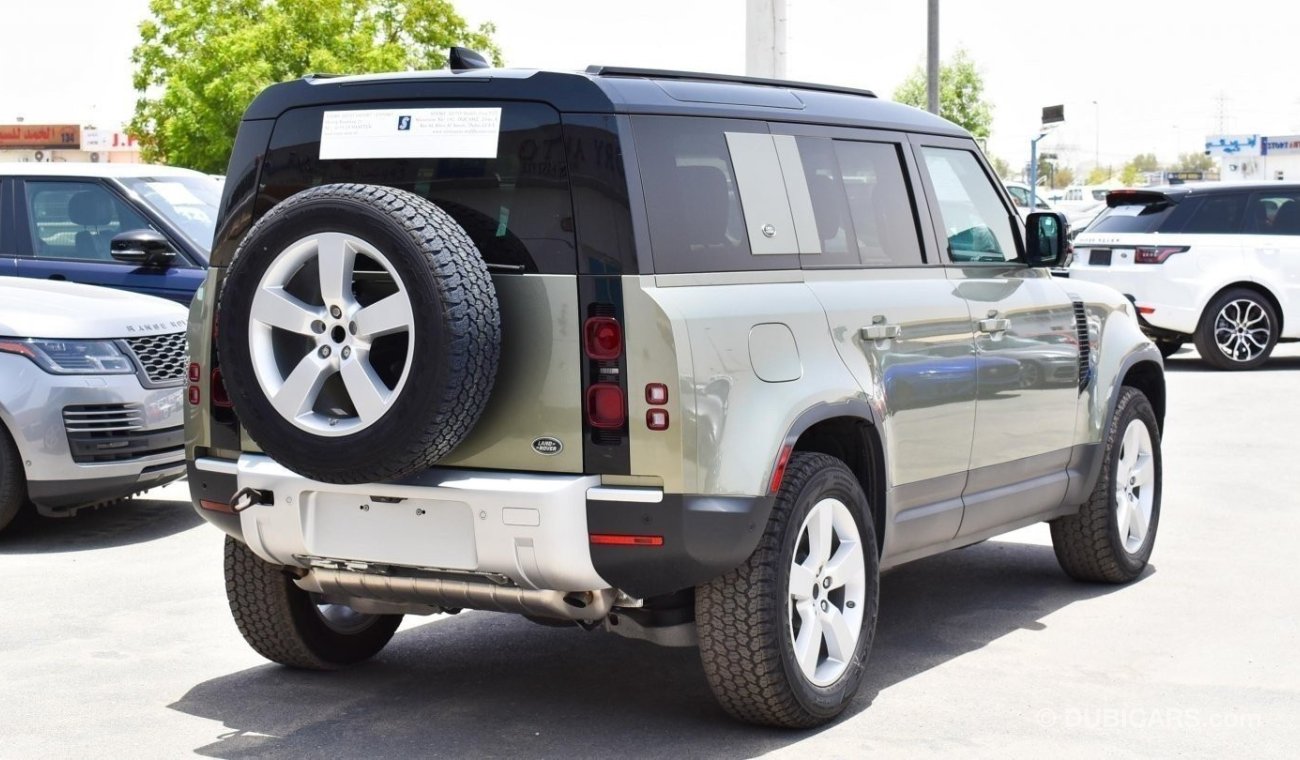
125,332,187,386
62,404,183,463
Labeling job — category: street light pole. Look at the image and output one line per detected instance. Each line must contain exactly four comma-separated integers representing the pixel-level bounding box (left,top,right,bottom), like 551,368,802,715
1092,100,1100,171
926,0,939,115
1030,131,1049,209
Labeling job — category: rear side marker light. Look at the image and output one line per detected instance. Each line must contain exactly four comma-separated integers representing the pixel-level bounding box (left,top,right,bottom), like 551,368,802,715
590,533,664,547
584,317,623,361
586,383,625,429
769,444,794,494
187,386,201,405
1137,306,1156,315
645,383,669,405
646,409,670,431
1134,246,1189,264
187,362,201,382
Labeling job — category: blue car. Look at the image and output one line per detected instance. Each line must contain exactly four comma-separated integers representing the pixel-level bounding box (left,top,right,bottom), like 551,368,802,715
0,163,219,305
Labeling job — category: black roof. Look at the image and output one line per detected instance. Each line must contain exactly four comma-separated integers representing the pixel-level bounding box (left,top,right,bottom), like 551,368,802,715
241,66,966,137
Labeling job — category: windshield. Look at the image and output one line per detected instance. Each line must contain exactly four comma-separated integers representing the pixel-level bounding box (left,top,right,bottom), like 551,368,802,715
119,175,221,255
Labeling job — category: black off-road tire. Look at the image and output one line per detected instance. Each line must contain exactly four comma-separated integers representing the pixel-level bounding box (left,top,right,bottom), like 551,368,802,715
1050,387,1162,583
1193,288,1278,370
696,453,879,728
0,425,29,533
217,183,500,484
224,536,402,669
1155,340,1183,359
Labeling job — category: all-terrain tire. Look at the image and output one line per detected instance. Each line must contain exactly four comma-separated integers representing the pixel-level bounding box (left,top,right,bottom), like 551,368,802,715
1050,387,1162,583
216,183,500,484
696,453,879,728
1193,288,1278,370
224,536,402,669
0,425,29,533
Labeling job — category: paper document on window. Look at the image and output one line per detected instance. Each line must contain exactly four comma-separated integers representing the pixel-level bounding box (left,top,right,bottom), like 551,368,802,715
319,108,501,160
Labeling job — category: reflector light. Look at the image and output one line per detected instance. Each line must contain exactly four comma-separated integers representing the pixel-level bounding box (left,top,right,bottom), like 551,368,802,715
187,362,201,382
1134,246,1189,264
586,383,625,429
584,317,623,361
1137,305,1156,315
199,499,235,514
211,368,232,408
589,533,664,546
187,386,201,405
769,444,794,494
646,409,670,431
645,383,669,405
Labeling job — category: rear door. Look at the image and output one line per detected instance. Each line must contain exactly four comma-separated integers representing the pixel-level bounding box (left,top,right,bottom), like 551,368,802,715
910,136,1081,537
1241,189,1300,336
15,178,198,301
773,123,978,555
0,179,17,276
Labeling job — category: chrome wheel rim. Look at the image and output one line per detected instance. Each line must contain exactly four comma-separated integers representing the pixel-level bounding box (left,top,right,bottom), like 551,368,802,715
1213,298,1271,363
314,601,379,635
248,232,415,436
1114,419,1155,554
788,497,866,687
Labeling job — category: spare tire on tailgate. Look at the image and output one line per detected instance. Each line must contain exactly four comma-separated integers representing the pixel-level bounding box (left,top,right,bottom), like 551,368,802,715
216,183,500,484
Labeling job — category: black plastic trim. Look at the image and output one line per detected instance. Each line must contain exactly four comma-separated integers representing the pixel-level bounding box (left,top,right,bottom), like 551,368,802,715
186,459,242,539
28,465,184,510
588,492,776,598
66,426,184,464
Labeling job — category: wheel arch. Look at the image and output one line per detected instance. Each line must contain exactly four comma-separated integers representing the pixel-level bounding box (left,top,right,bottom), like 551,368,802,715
1121,359,1166,435
781,402,885,556
1200,281,1284,336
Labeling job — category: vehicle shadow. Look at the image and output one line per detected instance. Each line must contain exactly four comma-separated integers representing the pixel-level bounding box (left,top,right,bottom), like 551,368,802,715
169,539,1144,759
0,492,203,554
1162,353,1300,372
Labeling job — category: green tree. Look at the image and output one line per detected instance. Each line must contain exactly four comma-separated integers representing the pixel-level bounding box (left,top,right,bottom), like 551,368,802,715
130,0,501,172
1129,153,1161,173
1120,163,1143,187
893,49,994,139
1168,151,1215,173
1052,166,1075,189
1085,166,1112,185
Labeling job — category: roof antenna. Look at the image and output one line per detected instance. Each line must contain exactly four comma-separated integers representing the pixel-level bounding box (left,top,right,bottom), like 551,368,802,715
449,47,490,72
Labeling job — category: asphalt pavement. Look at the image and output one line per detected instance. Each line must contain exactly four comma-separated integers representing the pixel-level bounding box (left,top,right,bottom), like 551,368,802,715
2,344,1298,759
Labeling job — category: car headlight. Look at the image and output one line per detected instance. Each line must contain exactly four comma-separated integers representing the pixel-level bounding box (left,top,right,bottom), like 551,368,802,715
0,338,135,375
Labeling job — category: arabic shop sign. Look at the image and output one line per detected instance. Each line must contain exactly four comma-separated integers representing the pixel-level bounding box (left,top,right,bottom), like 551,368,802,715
0,124,80,149
1205,134,1260,157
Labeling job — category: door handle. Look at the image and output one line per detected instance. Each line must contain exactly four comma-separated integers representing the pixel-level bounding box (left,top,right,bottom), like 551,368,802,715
860,324,901,341
977,318,1011,334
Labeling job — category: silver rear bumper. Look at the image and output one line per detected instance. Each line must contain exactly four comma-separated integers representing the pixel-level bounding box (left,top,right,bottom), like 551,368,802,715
200,454,616,593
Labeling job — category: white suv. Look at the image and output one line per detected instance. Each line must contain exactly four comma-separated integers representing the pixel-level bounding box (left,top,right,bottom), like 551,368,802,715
1070,184,1300,369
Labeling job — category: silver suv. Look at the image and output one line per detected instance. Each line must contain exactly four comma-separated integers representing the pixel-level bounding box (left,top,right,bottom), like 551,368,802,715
186,56,1166,727
0,277,187,531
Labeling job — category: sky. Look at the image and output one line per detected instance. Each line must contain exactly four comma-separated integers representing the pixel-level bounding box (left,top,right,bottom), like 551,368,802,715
5,0,1300,174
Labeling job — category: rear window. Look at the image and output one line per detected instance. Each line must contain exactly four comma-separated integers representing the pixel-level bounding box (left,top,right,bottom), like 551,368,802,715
258,101,576,274
1088,202,1179,233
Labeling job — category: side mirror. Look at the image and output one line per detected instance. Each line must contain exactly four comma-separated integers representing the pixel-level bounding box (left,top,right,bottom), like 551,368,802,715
1025,212,1069,267
110,229,176,268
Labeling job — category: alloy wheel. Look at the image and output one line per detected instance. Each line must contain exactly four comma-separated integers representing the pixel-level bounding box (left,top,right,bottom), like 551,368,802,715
1213,298,1271,364
788,498,867,686
1113,419,1155,554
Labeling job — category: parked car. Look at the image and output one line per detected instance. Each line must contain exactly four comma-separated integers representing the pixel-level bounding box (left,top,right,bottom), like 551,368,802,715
0,163,219,304
1004,180,1055,219
0,277,187,532
1071,183,1300,368
186,55,1165,728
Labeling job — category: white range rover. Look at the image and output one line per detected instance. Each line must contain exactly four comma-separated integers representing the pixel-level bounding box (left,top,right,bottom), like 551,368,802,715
0,277,188,532
1070,183,1300,369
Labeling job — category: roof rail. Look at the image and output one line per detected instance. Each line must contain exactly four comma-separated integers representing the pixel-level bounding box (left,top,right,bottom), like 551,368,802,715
585,66,876,99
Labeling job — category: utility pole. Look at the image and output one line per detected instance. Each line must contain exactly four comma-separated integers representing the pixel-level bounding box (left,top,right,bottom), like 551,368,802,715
745,0,788,79
926,0,940,115
1092,100,1100,170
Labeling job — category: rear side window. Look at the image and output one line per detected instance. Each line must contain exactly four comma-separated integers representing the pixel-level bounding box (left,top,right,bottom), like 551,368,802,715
1245,191,1300,235
1182,194,1247,234
831,140,924,266
633,115,781,274
258,101,575,274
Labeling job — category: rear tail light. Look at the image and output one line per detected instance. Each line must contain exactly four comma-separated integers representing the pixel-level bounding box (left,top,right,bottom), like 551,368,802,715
1134,246,1189,264
584,317,622,361
187,386,201,405
586,383,625,429
187,362,201,382
646,408,670,431
210,368,232,408
645,383,669,405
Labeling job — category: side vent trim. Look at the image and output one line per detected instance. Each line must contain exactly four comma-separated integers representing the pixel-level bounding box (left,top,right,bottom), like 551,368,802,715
1071,298,1091,393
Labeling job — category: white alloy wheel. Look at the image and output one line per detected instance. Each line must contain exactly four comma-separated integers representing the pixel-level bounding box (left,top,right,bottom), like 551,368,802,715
1213,298,1272,363
248,232,415,436
1113,418,1155,554
788,497,867,687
